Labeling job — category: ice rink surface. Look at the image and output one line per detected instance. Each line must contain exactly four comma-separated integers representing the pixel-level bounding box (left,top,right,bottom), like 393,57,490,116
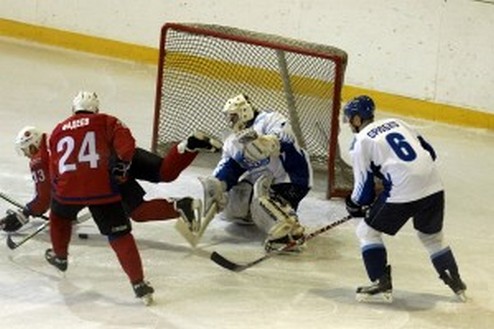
1,37,493,329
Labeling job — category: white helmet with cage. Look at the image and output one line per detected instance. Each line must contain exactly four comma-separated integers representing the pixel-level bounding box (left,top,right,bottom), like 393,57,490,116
222,94,255,132
15,126,43,156
72,91,100,113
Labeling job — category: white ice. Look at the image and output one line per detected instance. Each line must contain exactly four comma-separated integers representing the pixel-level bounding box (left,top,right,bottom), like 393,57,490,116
1,37,493,329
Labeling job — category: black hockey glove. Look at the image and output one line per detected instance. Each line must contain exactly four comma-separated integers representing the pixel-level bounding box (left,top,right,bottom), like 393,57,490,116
345,195,367,218
112,160,131,184
1,209,30,232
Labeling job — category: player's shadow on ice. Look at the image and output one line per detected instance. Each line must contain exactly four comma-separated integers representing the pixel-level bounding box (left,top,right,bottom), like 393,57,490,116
310,287,459,311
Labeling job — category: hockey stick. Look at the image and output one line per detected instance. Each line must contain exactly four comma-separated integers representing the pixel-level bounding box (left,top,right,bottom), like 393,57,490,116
210,215,352,272
6,221,49,250
175,202,217,247
0,191,49,220
6,212,92,250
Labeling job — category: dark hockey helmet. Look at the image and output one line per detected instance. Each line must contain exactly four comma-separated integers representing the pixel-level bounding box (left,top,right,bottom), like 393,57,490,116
343,95,375,122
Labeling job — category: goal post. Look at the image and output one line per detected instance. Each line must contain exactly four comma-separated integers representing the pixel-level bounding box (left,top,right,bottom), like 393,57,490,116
152,22,353,198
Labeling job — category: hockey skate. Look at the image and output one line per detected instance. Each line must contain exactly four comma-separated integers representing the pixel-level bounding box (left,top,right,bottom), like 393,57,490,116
356,265,393,303
132,281,154,306
178,131,223,153
174,197,202,233
45,249,68,272
440,270,467,302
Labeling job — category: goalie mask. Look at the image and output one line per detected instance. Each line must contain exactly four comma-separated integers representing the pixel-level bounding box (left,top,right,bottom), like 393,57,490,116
72,91,100,114
15,126,43,157
222,94,255,132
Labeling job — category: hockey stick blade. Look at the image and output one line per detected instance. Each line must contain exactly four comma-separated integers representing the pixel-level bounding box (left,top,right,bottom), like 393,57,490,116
6,221,50,250
6,212,92,250
210,251,271,272
210,215,352,272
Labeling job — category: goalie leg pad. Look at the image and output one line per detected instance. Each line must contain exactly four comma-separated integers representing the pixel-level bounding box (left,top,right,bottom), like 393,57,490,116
199,176,227,214
223,180,254,225
250,195,304,237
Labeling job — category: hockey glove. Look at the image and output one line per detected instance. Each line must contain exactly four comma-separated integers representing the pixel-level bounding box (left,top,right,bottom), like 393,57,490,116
236,128,259,144
1,209,30,232
345,195,367,218
178,131,223,153
112,160,131,184
243,134,280,162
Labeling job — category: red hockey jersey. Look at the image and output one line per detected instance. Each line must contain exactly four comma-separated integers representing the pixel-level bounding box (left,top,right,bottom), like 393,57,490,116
25,133,51,215
49,112,135,205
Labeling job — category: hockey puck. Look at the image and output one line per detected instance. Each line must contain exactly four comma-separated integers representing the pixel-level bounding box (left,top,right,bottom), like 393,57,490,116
78,233,89,239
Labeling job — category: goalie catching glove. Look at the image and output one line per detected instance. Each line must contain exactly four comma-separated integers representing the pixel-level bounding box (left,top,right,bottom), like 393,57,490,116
237,129,280,162
1,209,30,232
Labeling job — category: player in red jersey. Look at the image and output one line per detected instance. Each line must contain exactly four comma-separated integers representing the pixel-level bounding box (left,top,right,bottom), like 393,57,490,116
1,126,221,233
45,91,153,303
0,127,51,232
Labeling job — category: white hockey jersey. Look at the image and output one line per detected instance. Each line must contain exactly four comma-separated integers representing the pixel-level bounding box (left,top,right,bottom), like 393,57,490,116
349,118,443,204
213,110,313,190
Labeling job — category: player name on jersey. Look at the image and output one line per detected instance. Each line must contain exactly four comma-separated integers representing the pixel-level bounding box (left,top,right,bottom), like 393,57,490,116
366,120,400,138
62,117,90,131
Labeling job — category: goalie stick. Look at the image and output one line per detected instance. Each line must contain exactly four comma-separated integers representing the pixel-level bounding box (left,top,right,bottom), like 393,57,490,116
6,212,92,250
210,215,352,272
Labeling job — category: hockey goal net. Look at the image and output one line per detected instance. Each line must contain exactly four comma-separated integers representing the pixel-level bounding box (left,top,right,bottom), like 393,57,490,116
152,23,352,198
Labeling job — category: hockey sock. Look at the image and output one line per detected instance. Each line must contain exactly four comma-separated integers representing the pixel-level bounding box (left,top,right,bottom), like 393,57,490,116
160,145,197,182
109,233,144,284
49,213,73,258
362,245,388,281
431,247,459,276
130,199,179,222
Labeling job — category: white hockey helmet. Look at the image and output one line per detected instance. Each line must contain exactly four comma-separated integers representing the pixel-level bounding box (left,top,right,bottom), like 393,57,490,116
15,126,43,156
72,91,99,113
222,94,255,132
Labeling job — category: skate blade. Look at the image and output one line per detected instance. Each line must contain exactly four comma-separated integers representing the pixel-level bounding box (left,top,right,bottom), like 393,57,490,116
356,291,393,303
456,291,467,302
141,294,154,306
